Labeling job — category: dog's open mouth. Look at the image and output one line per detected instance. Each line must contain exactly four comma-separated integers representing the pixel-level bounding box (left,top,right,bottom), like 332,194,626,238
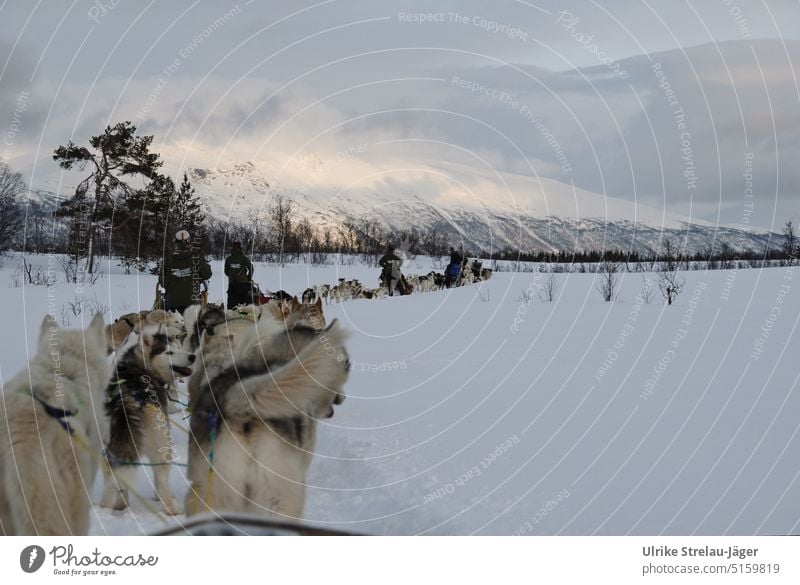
325,405,335,418
172,365,192,377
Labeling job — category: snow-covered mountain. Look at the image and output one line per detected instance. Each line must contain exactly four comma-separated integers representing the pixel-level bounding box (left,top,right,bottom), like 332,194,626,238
24,151,779,256
174,156,778,256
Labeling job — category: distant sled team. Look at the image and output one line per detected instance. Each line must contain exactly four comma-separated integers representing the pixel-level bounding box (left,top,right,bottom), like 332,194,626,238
0,291,348,535
300,245,492,305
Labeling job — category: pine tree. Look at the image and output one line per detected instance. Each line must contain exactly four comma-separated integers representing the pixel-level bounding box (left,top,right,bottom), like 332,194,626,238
111,172,207,271
172,173,205,237
110,174,174,271
53,121,162,273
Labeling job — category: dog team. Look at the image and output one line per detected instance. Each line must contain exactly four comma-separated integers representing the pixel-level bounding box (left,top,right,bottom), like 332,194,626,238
0,293,348,535
302,258,493,305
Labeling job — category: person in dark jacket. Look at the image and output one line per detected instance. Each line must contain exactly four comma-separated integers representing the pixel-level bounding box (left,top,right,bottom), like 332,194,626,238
224,241,254,309
159,230,212,314
444,246,463,288
378,245,403,296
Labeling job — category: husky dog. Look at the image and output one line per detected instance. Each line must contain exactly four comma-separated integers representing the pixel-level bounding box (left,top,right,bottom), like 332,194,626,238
284,297,326,330
260,296,325,329
145,309,184,329
185,304,276,405
185,318,349,519
413,272,438,293
329,278,347,303
184,316,259,405
0,314,110,535
100,327,195,515
302,285,330,304
187,330,237,406
105,312,145,354
144,309,184,339
261,297,294,323
184,303,227,353
185,296,327,405
301,287,316,304
317,284,331,305
135,309,190,413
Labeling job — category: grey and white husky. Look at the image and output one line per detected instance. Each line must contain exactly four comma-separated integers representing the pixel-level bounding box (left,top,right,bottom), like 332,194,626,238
185,317,349,520
100,326,195,515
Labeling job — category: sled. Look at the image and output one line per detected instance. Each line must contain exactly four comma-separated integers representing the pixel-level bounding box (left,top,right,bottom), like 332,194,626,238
152,513,361,536
248,281,272,305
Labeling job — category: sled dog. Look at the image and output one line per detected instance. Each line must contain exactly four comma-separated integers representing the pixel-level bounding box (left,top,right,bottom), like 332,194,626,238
0,314,110,535
184,303,226,352
105,312,145,354
144,309,184,338
100,327,195,515
285,297,326,329
185,318,349,519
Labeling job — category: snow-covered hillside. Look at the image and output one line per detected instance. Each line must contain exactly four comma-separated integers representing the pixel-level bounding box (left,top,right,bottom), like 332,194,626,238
1,253,798,535
23,150,779,257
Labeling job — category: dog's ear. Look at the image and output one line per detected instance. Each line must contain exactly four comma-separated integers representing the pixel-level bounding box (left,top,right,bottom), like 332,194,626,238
38,314,57,345
87,312,106,348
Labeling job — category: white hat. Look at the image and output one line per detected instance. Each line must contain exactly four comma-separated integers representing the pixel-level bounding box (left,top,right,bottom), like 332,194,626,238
175,230,191,242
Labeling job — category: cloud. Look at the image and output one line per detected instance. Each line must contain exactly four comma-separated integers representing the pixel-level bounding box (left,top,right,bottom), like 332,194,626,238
2,1,800,229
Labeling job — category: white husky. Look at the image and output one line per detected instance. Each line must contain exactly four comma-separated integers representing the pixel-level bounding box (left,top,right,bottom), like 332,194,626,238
0,314,110,535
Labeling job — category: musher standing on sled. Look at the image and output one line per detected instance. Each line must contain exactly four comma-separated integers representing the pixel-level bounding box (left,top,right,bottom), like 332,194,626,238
379,244,403,296
158,230,213,314
444,246,463,288
224,241,254,309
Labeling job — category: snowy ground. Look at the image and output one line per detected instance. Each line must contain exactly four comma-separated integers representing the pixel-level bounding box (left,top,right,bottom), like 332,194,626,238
2,253,799,535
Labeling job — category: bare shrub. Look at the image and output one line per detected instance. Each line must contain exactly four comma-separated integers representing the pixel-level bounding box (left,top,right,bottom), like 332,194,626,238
595,260,620,302
518,288,534,304
16,257,56,287
538,273,558,303
658,269,685,305
60,293,109,326
58,254,103,285
59,255,80,284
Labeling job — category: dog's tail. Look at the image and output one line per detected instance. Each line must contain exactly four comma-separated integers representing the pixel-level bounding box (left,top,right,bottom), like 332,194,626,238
223,320,349,421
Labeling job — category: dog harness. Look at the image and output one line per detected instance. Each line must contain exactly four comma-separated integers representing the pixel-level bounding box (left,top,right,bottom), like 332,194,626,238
21,388,77,435
119,316,136,328
106,376,168,411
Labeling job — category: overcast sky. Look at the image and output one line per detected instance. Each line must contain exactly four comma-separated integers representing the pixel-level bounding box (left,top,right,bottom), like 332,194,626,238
2,0,800,229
